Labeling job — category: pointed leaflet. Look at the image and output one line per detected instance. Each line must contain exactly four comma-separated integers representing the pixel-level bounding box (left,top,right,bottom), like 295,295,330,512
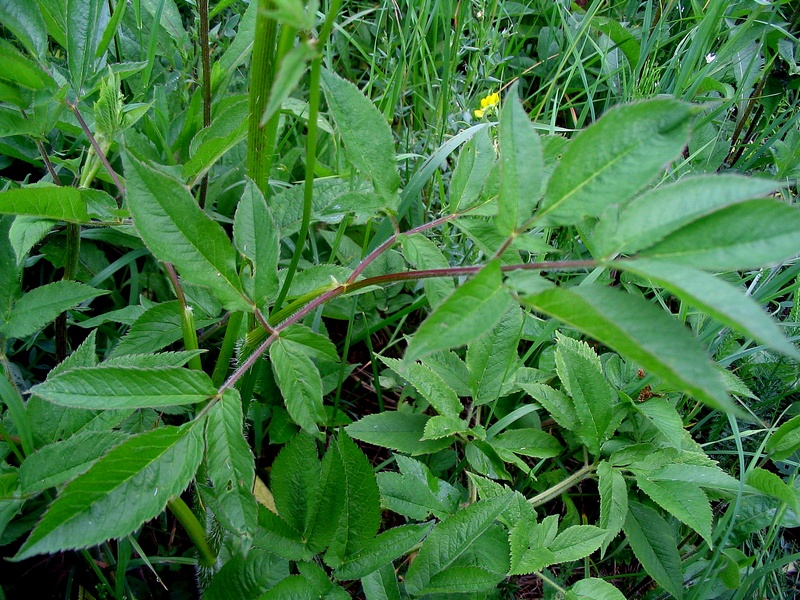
634,397,685,450
361,563,401,600
15,421,204,560
521,284,738,414
67,0,108,96
620,259,798,359
400,233,454,308
594,175,781,258
30,366,217,409
638,199,800,270
233,180,279,306
0,186,92,223
597,461,627,555
766,414,800,461
636,477,712,547
334,523,432,580
405,260,512,362
623,501,684,600
270,337,326,434
0,0,48,58
555,334,616,456
379,356,462,419
0,281,108,339
122,144,249,311
324,433,381,567
467,305,523,406
450,126,495,212
346,412,453,455
537,99,693,226
270,432,321,534
376,455,460,520
321,69,400,205
404,494,511,596
496,82,544,234
303,440,345,553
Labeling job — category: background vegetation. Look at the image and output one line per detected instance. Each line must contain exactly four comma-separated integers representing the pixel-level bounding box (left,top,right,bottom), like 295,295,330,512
0,0,799,598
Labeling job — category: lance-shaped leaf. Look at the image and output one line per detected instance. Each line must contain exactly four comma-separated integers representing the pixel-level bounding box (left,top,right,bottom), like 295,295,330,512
321,69,400,205
450,126,495,212
0,281,108,339
334,523,433,580
67,0,108,95
122,144,249,311
14,421,204,560
0,186,92,223
346,412,453,456
597,461,627,555
619,259,798,359
496,82,544,234
405,260,512,362
379,356,462,419
467,305,523,406
537,99,693,226
522,284,738,415
234,179,280,307
767,414,800,461
636,476,712,547
638,199,800,270
270,337,326,434
30,366,217,409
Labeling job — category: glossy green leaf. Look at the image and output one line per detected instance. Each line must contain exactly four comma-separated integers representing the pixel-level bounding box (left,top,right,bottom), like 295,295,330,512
379,357,462,419
270,432,321,534
15,421,204,560
467,305,523,406
567,577,627,600
67,0,108,95
0,186,93,223
0,0,47,58
406,260,512,362
597,461,627,555
636,477,712,546
346,412,454,455
321,69,400,205
496,82,544,234
376,455,460,520
537,99,693,226
122,145,249,311
595,175,781,258
334,523,432,580
522,284,738,414
0,281,108,339
324,433,381,567
30,366,217,409
404,494,511,596
623,501,684,599
234,180,280,306
270,338,326,434
767,414,800,461
639,199,800,270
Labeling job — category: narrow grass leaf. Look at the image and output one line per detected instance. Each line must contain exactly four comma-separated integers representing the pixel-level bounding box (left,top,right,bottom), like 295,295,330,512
30,366,216,409
405,260,512,362
122,145,249,311
522,285,738,415
538,99,693,226
623,501,684,600
14,421,204,560
0,281,108,339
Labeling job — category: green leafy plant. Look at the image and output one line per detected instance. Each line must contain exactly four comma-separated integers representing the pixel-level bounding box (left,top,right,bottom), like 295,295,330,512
1,0,799,598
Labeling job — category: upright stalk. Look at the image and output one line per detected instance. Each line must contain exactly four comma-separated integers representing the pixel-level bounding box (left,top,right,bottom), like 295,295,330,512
198,0,212,208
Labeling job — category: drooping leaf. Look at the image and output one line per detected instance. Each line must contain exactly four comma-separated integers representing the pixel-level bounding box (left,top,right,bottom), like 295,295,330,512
636,477,713,546
0,281,108,339
597,461,627,555
15,421,204,560
122,144,249,311
270,338,326,434
622,501,684,600
496,82,544,234
767,414,800,461
30,366,217,409
404,494,511,595
467,305,523,406
270,432,321,534
405,260,512,362
334,523,432,580
321,69,400,205
345,412,454,455
234,179,280,306
522,284,738,414
537,99,693,226
379,357,462,419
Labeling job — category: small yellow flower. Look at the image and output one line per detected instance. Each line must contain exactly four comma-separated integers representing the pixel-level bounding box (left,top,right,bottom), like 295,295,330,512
474,91,501,118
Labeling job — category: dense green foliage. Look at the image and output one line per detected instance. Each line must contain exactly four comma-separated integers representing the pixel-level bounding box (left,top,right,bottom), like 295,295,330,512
0,0,799,598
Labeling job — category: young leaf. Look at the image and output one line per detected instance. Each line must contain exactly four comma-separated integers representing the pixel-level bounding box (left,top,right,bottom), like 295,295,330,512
537,99,694,226
324,432,382,568
122,145,250,311
270,338,326,434
555,334,616,456
467,305,523,406
405,260,512,362
522,284,738,415
0,186,91,223
622,501,684,600
638,199,800,270
403,494,511,596
30,366,217,409
234,179,280,307
14,421,204,560
636,477,713,547
496,82,544,234
270,432,321,534
345,412,453,455
597,461,627,555
321,69,400,205
379,357,462,419
334,523,432,580
0,281,108,339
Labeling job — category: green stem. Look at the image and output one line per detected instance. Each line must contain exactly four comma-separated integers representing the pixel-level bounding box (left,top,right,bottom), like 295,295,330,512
211,311,244,387
165,264,203,372
198,0,212,208
167,497,216,567
527,463,596,508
